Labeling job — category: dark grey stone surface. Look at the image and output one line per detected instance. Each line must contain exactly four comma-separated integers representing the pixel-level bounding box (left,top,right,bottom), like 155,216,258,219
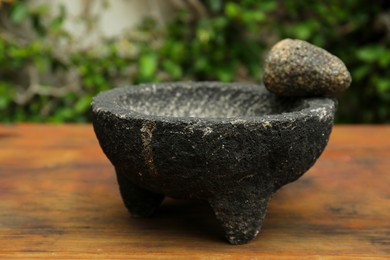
263,39,351,96
92,82,336,244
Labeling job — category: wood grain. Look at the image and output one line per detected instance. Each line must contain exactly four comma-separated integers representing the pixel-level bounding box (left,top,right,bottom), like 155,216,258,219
0,124,389,259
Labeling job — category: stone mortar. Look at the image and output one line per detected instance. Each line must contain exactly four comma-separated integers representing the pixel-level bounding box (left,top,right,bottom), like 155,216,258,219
92,82,336,244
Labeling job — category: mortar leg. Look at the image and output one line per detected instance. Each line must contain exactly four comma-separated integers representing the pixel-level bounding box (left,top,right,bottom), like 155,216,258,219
209,192,271,244
116,170,164,217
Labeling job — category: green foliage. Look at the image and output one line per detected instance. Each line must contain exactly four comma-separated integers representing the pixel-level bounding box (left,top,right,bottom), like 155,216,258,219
0,0,389,123
268,1,390,123
0,0,134,122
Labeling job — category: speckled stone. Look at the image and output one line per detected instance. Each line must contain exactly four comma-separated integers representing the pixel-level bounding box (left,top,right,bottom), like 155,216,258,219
92,82,336,244
263,39,352,96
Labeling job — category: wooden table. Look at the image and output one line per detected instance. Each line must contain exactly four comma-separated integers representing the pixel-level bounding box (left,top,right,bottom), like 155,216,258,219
0,125,389,259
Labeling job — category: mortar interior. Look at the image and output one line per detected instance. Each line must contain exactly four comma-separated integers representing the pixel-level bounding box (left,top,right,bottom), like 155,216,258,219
117,84,306,119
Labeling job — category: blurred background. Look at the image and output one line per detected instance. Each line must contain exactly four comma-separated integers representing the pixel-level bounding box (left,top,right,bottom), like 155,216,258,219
0,0,389,123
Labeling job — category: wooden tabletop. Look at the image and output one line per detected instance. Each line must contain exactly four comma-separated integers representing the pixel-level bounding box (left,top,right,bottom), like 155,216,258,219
0,124,389,259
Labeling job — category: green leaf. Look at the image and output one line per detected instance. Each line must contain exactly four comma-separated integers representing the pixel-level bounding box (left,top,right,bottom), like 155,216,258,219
261,1,277,12
194,58,208,70
252,12,266,22
75,96,92,113
216,68,233,82
378,52,390,68
50,5,66,32
139,53,157,78
356,48,376,62
290,23,312,40
50,17,64,32
376,79,390,95
33,5,49,16
162,60,182,78
225,3,240,18
352,65,370,81
356,46,388,63
11,3,28,23
0,83,12,110
208,0,222,12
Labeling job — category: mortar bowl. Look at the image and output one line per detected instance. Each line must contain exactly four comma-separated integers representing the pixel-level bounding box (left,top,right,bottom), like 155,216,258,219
92,82,336,244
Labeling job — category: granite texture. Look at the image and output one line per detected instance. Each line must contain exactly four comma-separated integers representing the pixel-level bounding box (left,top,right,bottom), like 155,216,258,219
263,39,351,96
92,82,336,244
